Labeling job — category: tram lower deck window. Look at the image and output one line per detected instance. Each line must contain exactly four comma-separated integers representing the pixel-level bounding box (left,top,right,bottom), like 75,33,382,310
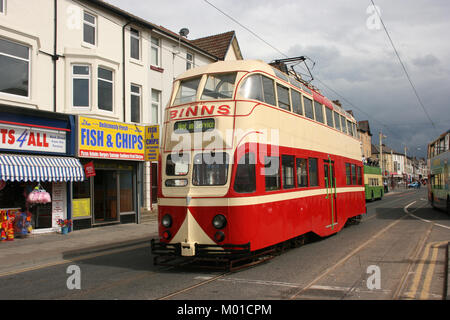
234,153,256,193
193,152,229,186
265,156,280,191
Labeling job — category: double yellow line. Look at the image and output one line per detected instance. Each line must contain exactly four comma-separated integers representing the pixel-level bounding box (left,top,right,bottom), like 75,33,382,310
406,240,448,299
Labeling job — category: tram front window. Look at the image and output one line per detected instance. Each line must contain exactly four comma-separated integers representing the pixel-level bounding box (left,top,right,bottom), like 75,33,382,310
201,73,237,100
166,154,189,176
173,77,201,105
193,152,229,186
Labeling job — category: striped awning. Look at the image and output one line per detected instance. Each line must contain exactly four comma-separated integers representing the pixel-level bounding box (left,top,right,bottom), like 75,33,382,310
0,154,85,182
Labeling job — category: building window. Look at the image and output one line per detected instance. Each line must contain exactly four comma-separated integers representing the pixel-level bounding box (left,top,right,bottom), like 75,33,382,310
130,28,140,60
98,67,113,111
150,37,160,66
83,12,96,46
72,65,90,107
151,89,160,124
186,52,193,70
130,84,141,123
0,38,29,97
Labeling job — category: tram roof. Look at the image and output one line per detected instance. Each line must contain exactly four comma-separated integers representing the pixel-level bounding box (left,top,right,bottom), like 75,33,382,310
175,59,356,121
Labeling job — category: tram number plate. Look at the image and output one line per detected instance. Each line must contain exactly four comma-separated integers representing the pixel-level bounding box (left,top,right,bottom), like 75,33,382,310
174,118,215,133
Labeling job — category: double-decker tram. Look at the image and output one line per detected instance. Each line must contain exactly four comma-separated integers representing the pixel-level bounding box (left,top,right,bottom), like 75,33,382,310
364,165,383,201
427,130,449,213
151,59,366,265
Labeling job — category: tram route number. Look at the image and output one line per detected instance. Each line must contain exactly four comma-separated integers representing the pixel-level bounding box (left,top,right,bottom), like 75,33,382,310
177,303,272,318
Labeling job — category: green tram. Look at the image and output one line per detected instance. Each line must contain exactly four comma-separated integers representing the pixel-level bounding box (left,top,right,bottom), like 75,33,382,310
363,165,383,201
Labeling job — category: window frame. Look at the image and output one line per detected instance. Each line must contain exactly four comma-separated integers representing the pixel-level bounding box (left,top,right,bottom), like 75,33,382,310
233,152,257,194
97,67,114,112
151,88,161,124
282,155,295,189
150,36,160,67
186,52,194,70
308,158,319,187
83,11,97,46
264,155,281,192
72,64,91,108
276,84,291,111
325,107,334,127
130,84,141,123
0,37,30,98
130,28,141,61
303,96,314,120
314,101,324,124
291,90,303,115
296,157,308,188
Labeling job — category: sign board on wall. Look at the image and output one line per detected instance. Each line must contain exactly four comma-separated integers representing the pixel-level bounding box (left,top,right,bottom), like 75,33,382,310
51,182,66,228
145,125,159,161
0,123,66,154
78,117,145,161
73,198,91,218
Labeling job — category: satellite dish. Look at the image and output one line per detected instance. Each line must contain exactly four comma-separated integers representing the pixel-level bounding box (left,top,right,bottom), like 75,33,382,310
179,28,189,38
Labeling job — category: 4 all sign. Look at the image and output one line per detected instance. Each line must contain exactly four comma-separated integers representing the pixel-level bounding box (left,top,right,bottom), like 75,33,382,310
0,124,66,154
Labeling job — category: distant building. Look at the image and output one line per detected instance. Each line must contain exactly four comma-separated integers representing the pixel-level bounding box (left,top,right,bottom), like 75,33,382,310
357,120,372,160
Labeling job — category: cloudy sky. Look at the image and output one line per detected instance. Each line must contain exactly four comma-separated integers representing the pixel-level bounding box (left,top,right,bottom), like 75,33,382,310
106,0,450,158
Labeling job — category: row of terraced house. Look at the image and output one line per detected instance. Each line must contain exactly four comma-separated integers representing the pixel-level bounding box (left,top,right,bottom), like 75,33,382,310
0,0,243,233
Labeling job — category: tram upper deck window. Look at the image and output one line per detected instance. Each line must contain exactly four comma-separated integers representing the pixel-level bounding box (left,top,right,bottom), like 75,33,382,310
193,152,229,186
334,111,341,131
325,107,334,127
201,73,237,100
291,90,303,115
166,153,190,176
303,97,314,120
347,120,354,136
314,102,324,124
173,77,201,105
341,115,347,133
277,84,291,111
239,74,276,106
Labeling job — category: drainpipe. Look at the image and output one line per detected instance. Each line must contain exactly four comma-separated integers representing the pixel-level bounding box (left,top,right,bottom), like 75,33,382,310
122,21,133,122
53,0,58,113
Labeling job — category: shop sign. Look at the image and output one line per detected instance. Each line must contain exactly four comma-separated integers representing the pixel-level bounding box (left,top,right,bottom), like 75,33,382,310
84,161,96,177
78,117,145,161
73,198,91,218
145,125,159,161
0,123,66,154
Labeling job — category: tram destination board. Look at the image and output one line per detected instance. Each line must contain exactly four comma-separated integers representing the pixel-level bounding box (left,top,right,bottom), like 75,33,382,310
174,118,215,133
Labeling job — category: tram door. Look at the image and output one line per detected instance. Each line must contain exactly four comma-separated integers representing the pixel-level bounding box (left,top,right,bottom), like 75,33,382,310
324,159,338,230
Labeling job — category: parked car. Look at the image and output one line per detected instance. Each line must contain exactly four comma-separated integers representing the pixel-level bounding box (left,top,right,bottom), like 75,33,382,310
408,181,419,188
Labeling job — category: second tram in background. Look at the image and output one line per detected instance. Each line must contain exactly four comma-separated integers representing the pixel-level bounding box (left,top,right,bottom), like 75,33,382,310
428,130,449,213
363,165,383,201
151,59,366,260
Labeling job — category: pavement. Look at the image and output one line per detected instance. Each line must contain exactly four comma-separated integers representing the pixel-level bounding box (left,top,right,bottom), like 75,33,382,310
0,212,159,275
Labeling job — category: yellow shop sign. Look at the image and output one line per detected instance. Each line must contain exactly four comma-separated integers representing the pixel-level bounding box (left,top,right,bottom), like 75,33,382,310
78,117,145,161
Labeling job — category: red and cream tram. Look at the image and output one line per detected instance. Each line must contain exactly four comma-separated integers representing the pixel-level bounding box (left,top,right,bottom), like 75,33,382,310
151,59,366,259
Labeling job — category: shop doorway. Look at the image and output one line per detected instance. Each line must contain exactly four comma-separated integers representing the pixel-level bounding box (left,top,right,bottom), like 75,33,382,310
93,170,118,223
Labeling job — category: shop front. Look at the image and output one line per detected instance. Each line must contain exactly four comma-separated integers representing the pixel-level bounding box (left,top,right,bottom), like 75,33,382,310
73,116,144,230
0,105,84,236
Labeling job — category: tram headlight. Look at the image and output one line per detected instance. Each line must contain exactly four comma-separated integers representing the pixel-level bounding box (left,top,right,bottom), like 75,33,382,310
212,214,227,229
161,214,172,228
